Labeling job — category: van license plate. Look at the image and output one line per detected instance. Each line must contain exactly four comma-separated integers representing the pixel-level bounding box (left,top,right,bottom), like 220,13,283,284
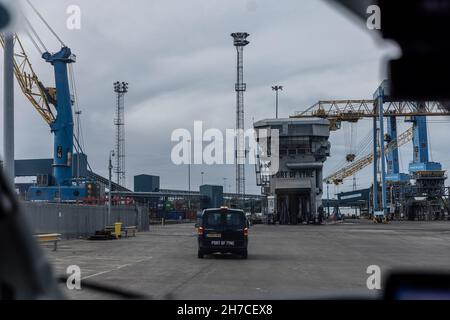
206,232,221,238
211,241,235,246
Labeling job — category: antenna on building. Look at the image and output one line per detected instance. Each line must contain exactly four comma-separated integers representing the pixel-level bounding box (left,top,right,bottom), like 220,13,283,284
113,81,128,187
231,32,250,206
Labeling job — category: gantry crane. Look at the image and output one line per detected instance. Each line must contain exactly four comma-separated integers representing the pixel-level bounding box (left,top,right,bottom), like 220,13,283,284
294,99,448,125
292,83,450,218
292,98,450,184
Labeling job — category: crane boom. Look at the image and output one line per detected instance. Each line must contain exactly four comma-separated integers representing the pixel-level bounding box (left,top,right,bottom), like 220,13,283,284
324,127,413,184
292,99,442,184
0,33,55,124
292,100,450,131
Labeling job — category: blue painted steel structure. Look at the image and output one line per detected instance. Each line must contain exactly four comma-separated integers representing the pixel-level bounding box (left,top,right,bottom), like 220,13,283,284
337,188,371,204
42,47,76,186
406,115,442,173
373,81,444,219
385,116,409,183
29,186,87,201
386,117,399,175
27,47,92,201
372,113,378,211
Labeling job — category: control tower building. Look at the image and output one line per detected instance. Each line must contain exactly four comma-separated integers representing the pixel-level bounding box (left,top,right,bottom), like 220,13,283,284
254,118,330,224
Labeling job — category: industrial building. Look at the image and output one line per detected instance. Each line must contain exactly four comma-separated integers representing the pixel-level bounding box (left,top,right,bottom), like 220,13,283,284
134,174,160,193
200,185,224,209
254,118,331,224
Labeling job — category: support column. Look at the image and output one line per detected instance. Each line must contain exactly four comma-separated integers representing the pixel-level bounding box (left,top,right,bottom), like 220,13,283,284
372,111,378,212
386,116,399,176
378,88,387,215
3,33,14,186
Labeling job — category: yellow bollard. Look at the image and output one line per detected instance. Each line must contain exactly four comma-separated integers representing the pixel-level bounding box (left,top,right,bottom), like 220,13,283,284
114,222,122,239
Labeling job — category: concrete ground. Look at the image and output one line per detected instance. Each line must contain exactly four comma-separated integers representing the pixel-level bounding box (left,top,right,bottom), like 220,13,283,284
43,220,450,299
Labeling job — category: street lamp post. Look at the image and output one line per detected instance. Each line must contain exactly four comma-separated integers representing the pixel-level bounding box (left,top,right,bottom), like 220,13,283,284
272,85,283,119
187,139,191,210
201,171,204,186
108,150,115,226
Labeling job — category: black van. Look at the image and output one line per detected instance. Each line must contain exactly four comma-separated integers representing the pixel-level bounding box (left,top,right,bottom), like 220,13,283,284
197,208,249,259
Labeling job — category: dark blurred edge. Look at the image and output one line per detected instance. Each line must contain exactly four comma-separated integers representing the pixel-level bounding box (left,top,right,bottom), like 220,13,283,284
329,0,450,103
0,1,11,30
384,271,450,300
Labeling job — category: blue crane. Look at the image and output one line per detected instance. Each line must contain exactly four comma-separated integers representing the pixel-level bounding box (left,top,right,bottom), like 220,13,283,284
385,116,411,183
405,114,442,173
43,47,76,187
375,82,445,217
27,46,93,201
294,83,449,220
2,36,102,201
2,3,101,202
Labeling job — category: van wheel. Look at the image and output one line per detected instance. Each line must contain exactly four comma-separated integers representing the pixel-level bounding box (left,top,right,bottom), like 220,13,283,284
241,250,248,259
198,250,204,259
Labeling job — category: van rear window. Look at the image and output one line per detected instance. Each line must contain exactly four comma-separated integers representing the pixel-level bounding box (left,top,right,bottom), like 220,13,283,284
203,211,245,228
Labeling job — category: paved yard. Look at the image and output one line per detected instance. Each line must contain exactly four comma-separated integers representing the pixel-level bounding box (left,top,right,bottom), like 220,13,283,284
43,220,450,299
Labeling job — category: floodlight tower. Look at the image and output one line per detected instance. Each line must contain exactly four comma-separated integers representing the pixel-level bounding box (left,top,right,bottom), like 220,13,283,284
231,32,250,204
113,81,128,187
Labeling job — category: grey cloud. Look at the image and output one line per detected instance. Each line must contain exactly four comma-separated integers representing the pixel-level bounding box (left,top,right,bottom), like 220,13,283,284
2,0,426,196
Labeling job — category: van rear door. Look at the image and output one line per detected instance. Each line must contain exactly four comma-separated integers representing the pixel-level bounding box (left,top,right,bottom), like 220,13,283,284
221,211,246,246
203,210,246,247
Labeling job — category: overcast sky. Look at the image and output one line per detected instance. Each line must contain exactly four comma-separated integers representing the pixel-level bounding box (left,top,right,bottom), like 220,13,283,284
2,0,450,196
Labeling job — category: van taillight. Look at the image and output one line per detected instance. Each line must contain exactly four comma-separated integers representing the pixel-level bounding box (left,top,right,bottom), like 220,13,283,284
244,228,249,236
198,227,204,236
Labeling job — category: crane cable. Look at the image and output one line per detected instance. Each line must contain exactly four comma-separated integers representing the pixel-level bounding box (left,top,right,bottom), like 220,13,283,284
351,122,357,153
16,2,95,176
343,123,350,156
25,0,93,173
25,0,66,47
355,129,373,157
22,13,48,54
324,128,373,181
343,122,358,162
69,64,86,153
327,129,369,177
23,27,43,55
68,63,93,173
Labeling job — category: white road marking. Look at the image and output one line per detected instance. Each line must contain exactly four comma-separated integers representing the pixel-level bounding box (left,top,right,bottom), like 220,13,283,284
81,257,152,280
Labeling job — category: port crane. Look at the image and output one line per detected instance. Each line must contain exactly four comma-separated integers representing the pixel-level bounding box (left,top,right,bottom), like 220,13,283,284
292,96,450,185
292,82,450,218
0,3,99,201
